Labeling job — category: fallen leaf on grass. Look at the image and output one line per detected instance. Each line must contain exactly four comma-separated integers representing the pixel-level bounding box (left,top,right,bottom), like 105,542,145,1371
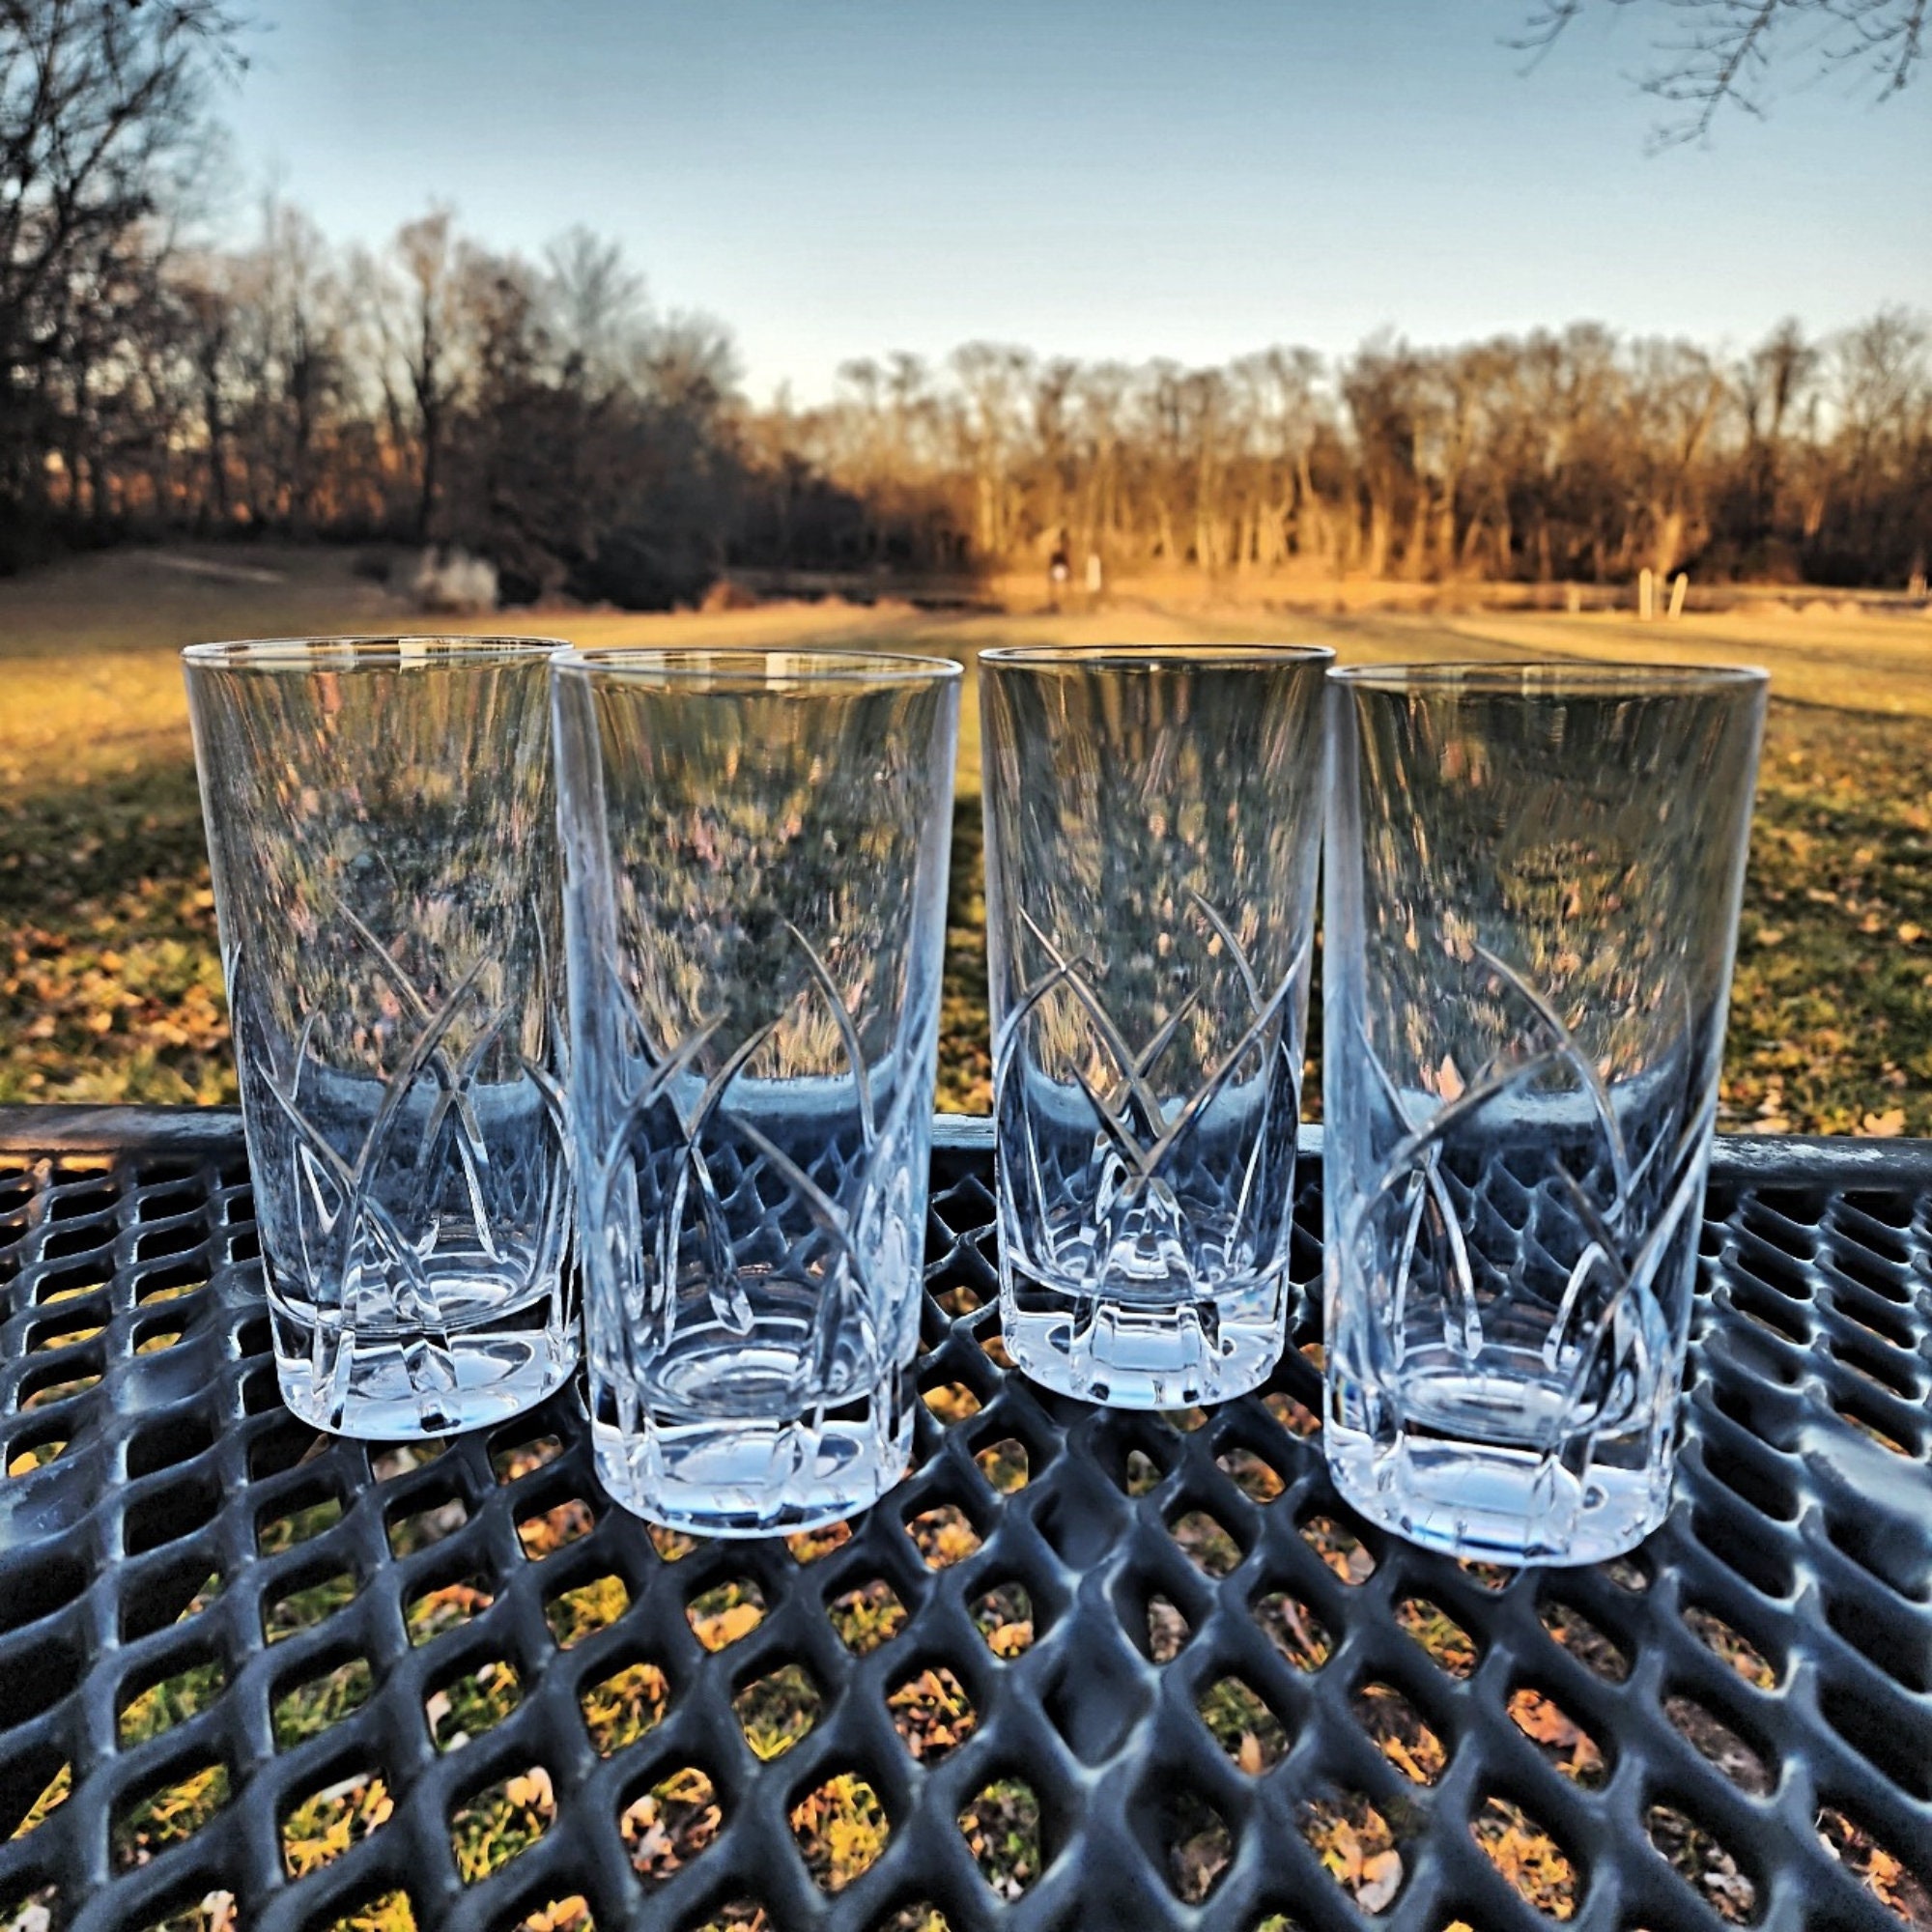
1357,1850,1403,1914
504,1769,553,1810
693,1602,764,1649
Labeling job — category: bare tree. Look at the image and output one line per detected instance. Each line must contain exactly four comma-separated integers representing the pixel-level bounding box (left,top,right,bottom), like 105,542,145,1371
1341,338,1425,580
635,310,740,420
543,224,645,395
950,342,1032,558
1070,360,1133,563
169,247,238,522
1520,0,1925,142
1230,348,1330,570
386,207,469,539
232,193,346,529
0,0,242,528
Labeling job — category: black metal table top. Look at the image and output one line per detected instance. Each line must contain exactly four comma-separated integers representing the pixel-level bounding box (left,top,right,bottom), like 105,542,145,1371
2,1106,1928,1932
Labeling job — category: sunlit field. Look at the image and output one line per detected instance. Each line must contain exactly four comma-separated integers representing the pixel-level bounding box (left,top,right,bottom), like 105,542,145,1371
4,543,1928,1135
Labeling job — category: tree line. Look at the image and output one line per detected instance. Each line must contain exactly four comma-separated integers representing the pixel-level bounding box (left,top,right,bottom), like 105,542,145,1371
801,317,1931,589
3,2,1928,604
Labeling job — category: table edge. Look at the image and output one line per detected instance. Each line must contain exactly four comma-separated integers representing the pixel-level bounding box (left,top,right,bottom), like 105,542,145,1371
6,1102,1931,1187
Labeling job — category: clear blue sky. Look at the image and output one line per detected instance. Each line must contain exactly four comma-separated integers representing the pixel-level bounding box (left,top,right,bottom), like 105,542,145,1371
221,0,1932,403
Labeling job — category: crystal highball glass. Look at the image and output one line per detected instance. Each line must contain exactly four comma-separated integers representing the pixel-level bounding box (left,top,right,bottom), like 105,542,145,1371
1322,662,1767,1565
980,645,1331,1406
184,637,575,1438
553,647,960,1535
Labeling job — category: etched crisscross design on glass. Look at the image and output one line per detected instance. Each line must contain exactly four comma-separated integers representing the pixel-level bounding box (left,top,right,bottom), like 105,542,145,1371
232,927,569,1432
582,928,928,1494
981,647,1329,1407
1324,665,1767,1566
185,639,573,1438
997,895,1312,1297
555,650,960,1536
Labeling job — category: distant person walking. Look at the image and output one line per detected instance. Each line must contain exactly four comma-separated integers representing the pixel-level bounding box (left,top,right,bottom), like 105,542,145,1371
1047,537,1071,611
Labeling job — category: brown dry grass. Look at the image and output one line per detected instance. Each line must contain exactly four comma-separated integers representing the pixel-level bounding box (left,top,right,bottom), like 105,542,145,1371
2,545,1929,1132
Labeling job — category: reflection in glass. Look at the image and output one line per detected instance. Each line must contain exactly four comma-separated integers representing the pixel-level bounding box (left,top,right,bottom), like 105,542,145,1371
554,648,960,1535
980,646,1330,1406
185,637,574,1437
1323,663,1766,1564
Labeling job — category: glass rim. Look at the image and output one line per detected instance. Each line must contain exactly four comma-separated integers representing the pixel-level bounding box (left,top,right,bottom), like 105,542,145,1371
182,635,567,671
550,645,963,687
1328,659,1768,696
979,642,1334,670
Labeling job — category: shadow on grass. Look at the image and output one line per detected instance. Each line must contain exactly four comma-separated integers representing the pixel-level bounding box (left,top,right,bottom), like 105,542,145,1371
1,749,229,1104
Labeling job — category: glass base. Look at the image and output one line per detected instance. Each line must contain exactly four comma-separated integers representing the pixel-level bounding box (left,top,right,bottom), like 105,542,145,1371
270,1288,576,1438
591,1365,915,1537
1002,1273,1285,1408
1325,1419,1670,1567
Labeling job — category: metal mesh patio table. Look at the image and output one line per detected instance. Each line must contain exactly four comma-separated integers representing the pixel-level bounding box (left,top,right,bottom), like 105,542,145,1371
2,1105,1928,1932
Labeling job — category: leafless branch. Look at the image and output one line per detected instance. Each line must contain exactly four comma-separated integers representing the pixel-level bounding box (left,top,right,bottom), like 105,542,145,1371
1518,0,1924,141
1825,0,1927,93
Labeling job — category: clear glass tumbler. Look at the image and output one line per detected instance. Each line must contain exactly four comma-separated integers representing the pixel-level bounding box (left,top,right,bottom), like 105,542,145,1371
1323,662,1767,1565
980,646,1331,1406
553,648,960,1535
183,638,575,1437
